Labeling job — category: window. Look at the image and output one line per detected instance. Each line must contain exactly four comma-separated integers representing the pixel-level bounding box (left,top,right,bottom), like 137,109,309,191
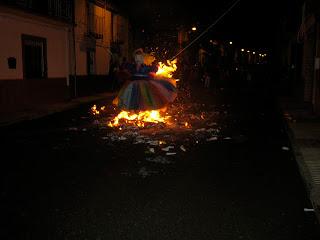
22,35,47,79
8,0,73,22
87,50,95,75
87,3,104,39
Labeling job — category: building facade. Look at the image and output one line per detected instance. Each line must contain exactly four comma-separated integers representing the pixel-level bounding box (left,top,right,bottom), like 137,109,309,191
279,0,320,114
0,0,131,112
71,0,130,96
0,0,73,112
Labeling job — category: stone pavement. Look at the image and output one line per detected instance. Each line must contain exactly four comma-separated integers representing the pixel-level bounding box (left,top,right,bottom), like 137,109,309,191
0,92,116,127
280,99,320,223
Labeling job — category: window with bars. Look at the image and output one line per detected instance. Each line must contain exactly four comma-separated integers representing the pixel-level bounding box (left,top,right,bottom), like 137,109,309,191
2,0,73,22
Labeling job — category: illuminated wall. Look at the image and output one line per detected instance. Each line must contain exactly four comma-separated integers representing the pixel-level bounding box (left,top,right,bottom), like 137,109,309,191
74,0,112,76
73,0,130,76
0,8,70,80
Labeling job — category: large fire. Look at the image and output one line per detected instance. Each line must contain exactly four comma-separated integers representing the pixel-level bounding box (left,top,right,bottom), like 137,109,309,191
92,59,178,128
108,110,170,128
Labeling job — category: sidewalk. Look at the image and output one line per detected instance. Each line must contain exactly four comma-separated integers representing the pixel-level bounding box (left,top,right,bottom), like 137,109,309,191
279,98,320,223
0,92,116,127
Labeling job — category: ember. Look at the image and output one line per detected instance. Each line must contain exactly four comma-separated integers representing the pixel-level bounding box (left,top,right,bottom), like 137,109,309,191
91,104,106,115
91,105,100,115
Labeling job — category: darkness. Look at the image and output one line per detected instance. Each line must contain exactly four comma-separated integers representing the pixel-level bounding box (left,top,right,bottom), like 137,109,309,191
117,0,298,49
2,0,320,238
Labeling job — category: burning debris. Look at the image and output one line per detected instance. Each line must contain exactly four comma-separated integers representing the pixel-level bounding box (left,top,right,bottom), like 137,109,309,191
84,57,241,179
94,100,223,159
85,95,238,178
107,110,170,128
91,104,106,115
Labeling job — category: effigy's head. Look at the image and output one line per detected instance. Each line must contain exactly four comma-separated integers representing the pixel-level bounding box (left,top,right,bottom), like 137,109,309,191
134,48,144,65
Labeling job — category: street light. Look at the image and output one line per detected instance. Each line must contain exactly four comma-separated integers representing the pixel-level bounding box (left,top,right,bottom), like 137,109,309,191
229,41,233,45
241,48,245,52
192,26,197,31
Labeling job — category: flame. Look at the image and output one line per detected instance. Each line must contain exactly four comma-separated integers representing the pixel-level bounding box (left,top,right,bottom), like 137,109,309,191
156,59,177,78
108,110,170,128
91,105,100,115
143,53,156,66
106,58,177,128
91,105,106,115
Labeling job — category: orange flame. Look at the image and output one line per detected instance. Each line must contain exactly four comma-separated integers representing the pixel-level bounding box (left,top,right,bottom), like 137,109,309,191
156,59,177,78
91,105,106,115
108,110,170,128
107,58,177,128
91,105,100,115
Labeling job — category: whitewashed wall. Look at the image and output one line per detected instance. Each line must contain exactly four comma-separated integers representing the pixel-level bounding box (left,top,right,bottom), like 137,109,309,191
0,10,70,80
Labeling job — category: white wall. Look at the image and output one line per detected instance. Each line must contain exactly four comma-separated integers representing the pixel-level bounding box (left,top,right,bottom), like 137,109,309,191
0,11,69,80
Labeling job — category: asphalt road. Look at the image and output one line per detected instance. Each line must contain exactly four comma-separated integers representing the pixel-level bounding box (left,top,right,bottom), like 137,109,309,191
1,84,320,240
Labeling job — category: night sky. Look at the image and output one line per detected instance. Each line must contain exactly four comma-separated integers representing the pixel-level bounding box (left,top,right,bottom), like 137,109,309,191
116,0,300,49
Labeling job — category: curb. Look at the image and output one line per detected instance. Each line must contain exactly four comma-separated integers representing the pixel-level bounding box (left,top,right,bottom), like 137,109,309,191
281,114,320,223
0,92,117,127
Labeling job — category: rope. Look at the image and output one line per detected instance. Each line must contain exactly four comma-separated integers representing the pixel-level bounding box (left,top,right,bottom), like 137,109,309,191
170,0,241,61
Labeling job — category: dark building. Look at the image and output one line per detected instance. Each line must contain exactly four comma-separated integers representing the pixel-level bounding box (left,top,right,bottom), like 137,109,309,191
278,0,320,115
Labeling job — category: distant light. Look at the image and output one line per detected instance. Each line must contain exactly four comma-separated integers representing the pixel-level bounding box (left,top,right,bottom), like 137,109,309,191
229,41,233,45
241,49,245,52
247,50,250,53
253,52,256,54
210,39,213,43
192,27,197,31
259,53,262,56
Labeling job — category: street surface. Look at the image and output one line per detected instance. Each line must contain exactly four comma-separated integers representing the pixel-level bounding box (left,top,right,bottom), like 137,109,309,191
1,82,320,239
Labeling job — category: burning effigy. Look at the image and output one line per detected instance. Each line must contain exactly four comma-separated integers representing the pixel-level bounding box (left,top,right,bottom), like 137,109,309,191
88,65,226,170
108,49,178,128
